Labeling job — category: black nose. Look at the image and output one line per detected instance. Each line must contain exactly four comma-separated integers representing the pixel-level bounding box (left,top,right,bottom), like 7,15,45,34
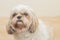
17,16,21,19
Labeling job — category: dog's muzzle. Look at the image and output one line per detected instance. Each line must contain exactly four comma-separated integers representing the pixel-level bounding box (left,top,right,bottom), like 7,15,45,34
14,20,25,29
17,20,23,22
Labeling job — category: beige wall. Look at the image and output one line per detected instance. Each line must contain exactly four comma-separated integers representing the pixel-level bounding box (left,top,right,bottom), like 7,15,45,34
0,0,60,17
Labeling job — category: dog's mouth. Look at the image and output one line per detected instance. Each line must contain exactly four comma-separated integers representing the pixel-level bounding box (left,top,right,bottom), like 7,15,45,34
17,20,23,23
16,20,23,24
14,20,26,29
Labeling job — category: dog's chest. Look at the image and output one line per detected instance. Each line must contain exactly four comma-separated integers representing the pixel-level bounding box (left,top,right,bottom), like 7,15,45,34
14,32,34,40
14,30,40,40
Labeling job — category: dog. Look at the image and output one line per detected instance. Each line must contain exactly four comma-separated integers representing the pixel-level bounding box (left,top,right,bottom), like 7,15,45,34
6,5,50,40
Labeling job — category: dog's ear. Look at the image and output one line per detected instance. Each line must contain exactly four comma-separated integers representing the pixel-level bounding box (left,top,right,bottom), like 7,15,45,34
6,21,15,34
29,15,38,33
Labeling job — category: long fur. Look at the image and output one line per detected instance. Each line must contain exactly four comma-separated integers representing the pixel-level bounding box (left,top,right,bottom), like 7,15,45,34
6,5,50,40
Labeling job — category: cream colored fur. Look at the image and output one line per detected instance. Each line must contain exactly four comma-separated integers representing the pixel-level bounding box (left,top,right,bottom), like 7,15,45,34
6,5,50,40
13,19,50,40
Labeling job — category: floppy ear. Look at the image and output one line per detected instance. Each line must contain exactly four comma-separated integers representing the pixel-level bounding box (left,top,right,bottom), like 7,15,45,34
29,15,38,33
6,19,16,34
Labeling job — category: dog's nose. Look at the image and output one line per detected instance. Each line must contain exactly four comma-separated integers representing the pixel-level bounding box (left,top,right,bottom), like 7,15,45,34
17,16,21,19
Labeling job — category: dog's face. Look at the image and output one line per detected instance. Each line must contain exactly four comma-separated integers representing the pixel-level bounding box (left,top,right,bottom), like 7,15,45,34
7,5,38,33
11,9,33,32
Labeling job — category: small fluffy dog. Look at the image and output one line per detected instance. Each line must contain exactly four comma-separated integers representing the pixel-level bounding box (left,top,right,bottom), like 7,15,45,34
6,5,50,40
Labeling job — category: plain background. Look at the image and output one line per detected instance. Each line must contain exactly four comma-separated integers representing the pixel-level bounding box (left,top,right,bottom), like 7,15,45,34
0,0,60,17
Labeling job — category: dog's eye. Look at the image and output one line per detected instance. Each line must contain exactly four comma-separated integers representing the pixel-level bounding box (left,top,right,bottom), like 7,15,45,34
24,13,28,16
12,13,17,17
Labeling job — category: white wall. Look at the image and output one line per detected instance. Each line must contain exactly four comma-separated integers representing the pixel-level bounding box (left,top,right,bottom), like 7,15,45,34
0,0,60,17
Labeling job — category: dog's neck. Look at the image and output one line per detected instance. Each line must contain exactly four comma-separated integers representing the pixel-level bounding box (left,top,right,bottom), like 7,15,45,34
13,27,40,40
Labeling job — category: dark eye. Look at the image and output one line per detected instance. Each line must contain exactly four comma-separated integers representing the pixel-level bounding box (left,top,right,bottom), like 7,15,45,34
24,13,28,16
12,13,17,17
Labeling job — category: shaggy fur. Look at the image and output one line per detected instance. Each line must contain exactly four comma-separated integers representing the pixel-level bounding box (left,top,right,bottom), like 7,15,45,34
6,5,50,40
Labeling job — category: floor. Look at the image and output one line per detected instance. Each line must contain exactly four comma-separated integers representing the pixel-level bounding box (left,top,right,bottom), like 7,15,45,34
0,16,60,40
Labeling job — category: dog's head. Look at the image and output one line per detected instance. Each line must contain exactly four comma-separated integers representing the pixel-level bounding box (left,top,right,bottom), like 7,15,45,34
8,5,38,33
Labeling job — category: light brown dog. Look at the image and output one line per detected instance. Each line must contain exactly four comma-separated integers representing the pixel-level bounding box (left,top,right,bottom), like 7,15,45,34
6,5,50,40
